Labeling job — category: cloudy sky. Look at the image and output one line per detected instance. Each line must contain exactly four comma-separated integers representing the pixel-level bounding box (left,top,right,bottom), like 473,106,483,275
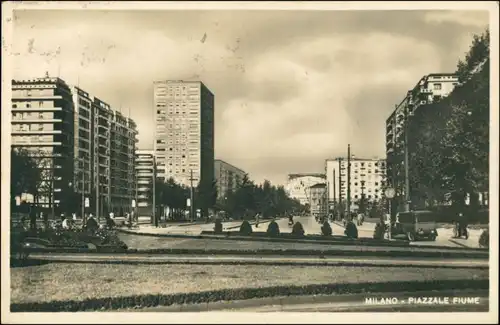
9,5,489,185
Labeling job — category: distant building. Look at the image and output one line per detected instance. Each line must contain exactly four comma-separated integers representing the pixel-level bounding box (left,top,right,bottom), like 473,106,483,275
385,73,458,211
214,159,246,200
285,173,326,205
153,80,214,195
325,158,386,206
135,149,155,215
309,183,328,218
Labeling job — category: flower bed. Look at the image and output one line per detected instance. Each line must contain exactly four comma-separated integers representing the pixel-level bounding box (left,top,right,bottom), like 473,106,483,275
12,227,128,251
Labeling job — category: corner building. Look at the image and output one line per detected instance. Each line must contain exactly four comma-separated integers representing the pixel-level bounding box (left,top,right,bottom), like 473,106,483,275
153,80,214,192
11,77,75,211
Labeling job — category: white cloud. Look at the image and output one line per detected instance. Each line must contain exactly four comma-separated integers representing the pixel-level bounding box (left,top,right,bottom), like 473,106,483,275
424,10,489,27
9,10,488,185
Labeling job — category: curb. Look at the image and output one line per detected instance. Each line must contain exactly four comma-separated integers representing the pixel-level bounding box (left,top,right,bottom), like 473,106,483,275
449,238,477,249
225,219,273,230
23,246,489,259
25,254,490,269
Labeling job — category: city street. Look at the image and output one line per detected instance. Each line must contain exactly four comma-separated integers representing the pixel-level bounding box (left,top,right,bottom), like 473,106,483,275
124,215,483,249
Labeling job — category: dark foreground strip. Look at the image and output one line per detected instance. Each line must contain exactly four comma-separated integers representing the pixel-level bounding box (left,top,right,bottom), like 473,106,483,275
23,247,489,259
10,279,489,312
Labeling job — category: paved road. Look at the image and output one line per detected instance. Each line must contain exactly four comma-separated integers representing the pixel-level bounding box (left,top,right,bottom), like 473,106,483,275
253,216,467,248
118,215,484,249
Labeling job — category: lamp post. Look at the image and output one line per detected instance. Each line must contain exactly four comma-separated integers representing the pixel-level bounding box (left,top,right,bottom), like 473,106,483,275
360,180,366,213
347,144,351,220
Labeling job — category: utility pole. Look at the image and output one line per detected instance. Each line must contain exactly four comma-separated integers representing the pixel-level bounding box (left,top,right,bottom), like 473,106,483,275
96,154,100,223
152,160,157,227
404,104,410,212
333,168,336,208
338,158,342,219
51,165,55,220
81,157,85,220
347,144,351,220
360,180,366,213
189,170,195,222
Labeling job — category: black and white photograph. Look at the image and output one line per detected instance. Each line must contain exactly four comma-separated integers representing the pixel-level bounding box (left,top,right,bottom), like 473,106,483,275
1,1,498,323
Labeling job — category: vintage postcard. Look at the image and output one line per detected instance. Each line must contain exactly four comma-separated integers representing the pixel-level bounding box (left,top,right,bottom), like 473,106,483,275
1,1,498,324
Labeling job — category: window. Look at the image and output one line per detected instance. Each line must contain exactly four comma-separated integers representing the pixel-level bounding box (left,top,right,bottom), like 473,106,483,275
433,83,442,90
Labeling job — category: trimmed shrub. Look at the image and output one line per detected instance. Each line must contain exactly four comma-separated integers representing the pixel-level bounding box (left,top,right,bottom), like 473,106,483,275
214,218,223,234
479,229,489,248
239,220,253,236
266,220,280,237
344,221,358,239
321,221,332,236
373,222,386,240
291,222,305,237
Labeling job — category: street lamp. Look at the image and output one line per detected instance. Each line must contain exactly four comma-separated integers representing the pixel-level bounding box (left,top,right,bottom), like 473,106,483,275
360,180,366,213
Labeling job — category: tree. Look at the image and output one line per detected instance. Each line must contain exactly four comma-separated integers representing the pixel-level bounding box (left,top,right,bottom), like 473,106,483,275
408,30,489,210
195,179,218,212
10,148,40,199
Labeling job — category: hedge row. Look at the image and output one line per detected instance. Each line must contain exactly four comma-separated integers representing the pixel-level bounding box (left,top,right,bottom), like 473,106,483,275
200,230,409,248
11,279,489,312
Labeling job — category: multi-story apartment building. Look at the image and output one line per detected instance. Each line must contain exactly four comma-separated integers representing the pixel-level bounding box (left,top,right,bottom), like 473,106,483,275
11,76,75,212
285,173,326,206
386,73,458,211
135,149,155,215
71,87,92,209
153,80,215,193
214,159,246,200
110,111,138,214
11,75,139,217
92,97,112,215
325,158,386,207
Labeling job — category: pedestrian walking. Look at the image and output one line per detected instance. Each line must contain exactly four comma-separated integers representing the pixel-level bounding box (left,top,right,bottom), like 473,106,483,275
255,213,260,228
61,215,70,230
29,204,37,231
86,213,98,233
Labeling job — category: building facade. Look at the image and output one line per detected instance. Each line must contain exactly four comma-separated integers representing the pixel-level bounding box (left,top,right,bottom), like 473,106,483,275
135,149,155,215
11,76,75,212
214,159,246,200
153,80,215,193
285,173,326,206
309,183,328,218
11,75,138,217
325,157,386,207
386,73,458,211
109,111,138,214
71,87,93,209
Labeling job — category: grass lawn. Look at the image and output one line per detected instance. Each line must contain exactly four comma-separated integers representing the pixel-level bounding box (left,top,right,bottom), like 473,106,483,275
10,263,488,304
